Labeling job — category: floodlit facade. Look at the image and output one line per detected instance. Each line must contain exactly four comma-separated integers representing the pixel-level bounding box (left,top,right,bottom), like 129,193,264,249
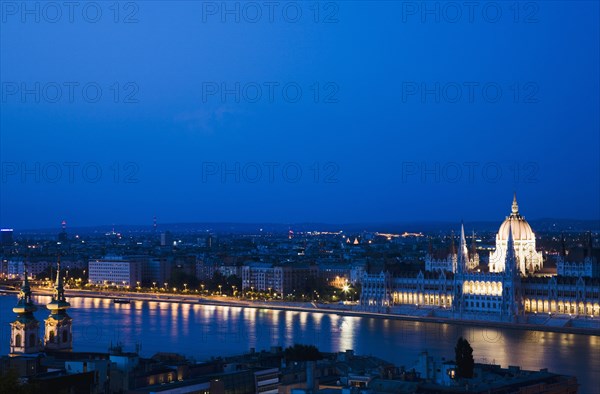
361,194,600,320
489,194,543,274
10,260,75,356
10,272,42,355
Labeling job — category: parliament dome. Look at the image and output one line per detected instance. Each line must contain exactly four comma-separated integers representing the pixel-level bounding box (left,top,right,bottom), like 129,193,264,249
497,194,536,241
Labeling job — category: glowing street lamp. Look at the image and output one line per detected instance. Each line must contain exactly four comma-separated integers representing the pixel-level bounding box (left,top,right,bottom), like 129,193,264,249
343,283,352,301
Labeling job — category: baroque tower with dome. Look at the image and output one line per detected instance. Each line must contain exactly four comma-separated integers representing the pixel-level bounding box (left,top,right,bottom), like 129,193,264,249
44,258,73,352
9,270,42,356
489,193,543,274
9,259,75,356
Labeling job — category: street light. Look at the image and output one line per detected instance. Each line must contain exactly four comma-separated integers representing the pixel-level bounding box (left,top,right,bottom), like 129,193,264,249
343,284,352,302
218,284,222,295
184,283,188,292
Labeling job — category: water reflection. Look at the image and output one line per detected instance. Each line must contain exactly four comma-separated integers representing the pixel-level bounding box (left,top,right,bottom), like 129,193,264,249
0,295,597,393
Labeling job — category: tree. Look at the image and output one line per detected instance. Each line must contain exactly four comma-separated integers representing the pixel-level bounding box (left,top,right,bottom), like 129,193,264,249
284,344,322,362
0,370,39,394
454,337,474,378
169,270,199,289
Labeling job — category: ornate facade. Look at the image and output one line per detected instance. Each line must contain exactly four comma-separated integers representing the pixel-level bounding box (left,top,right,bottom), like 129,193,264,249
489,194,543,274
9,260,74,357
556,233,598,278
9,271,42,356
360,195,600,321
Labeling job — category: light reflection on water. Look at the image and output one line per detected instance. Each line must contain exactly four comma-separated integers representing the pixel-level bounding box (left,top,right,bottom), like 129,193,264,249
0,295,597,392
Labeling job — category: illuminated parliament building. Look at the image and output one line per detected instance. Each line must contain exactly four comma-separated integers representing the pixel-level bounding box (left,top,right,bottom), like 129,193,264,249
360,194,600,321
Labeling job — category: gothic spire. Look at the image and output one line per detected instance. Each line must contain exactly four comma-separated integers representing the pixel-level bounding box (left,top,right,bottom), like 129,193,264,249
505,222,518,276
458,222,469,271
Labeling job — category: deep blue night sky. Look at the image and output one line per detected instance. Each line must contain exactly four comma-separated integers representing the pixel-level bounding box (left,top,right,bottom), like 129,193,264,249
1,1,598,229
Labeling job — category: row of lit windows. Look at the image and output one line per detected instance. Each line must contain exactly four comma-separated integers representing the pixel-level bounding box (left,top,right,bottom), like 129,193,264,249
466,301,500,309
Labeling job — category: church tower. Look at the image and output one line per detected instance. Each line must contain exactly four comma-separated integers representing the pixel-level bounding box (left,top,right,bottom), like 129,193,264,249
44,258,73,351
10,269,42,356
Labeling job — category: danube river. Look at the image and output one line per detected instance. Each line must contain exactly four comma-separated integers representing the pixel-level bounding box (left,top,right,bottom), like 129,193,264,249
1,295,599,393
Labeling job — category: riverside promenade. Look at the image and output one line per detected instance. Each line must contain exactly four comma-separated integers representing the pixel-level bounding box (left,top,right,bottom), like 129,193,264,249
4,287,597,336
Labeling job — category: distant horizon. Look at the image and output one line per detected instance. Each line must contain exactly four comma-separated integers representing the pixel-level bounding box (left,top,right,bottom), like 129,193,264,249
3,192,600,231
7,216,600,234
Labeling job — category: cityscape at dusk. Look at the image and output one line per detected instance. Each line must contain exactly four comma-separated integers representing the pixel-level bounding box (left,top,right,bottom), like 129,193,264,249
1,1,599,394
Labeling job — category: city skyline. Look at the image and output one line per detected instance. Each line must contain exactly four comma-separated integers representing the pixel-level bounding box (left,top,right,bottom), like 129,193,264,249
1,2,599,393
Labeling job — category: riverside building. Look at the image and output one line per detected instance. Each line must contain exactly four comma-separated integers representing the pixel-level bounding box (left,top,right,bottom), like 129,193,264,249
360,194,600,321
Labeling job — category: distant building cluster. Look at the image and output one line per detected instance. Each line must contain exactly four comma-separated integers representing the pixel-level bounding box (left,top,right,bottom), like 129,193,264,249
241,262,318,297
